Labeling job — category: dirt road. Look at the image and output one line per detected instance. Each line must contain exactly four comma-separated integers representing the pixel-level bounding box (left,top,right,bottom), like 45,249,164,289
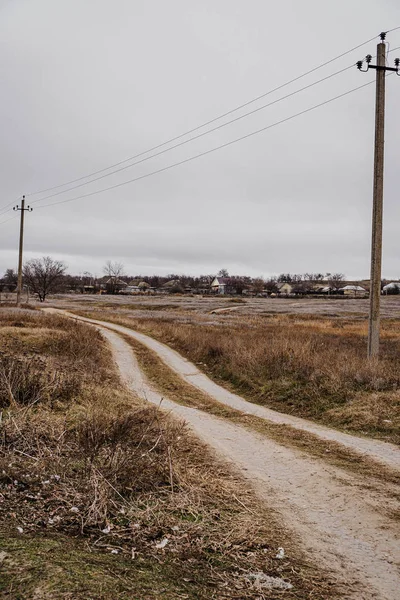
47,310,400,600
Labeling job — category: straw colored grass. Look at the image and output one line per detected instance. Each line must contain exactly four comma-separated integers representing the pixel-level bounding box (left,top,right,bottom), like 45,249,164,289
122,333,400,490
74,309,400,443
0,308,338,599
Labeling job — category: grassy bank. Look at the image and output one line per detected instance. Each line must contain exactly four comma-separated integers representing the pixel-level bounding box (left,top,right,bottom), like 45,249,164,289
0,308,336,599
74,309,400,443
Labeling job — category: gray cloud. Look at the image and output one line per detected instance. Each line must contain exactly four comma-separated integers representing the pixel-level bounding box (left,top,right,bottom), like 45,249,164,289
1,0,400,280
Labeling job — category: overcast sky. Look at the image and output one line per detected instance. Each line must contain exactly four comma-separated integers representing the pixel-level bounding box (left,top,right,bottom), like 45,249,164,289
1,0,399,279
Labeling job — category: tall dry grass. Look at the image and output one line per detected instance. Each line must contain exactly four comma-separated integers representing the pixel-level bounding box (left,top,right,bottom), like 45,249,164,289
169,319,398,402
1,309,332,597
162,317,400,439
0,309,177,530
77,310,400,440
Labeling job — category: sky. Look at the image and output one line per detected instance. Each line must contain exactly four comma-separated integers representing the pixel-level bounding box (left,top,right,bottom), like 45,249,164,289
0,0,399,280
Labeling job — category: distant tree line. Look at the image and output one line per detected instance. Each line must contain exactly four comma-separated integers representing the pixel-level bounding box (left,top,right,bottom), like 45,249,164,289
1,258,400,300
276,272,345,288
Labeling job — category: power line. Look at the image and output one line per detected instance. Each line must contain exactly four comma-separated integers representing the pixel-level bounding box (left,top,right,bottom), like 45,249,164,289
0,206,14,218
33,41,400,208
1,41,397,228
30,64,354,206
27,31,382,199
0,197,22,216
0,214,18,226
35,79,377,212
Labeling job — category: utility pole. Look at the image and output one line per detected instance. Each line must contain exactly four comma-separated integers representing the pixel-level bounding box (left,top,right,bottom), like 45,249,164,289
357,33,399,359
13,196,32,307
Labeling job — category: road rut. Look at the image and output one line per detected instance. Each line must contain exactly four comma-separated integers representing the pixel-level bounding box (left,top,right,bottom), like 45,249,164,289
44,310,400,600
54,310,400,470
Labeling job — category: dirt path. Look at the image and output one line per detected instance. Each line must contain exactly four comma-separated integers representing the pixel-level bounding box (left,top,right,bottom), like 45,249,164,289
46,310,400,600
53,310,400,470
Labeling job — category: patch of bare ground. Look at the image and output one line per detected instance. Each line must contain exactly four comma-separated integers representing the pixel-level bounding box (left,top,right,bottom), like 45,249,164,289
0,308,337,599
68,306,400,445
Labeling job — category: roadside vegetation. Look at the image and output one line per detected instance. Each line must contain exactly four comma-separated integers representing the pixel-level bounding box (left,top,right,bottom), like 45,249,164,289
0,308,337,599
122,333,400,488
73,307,400,444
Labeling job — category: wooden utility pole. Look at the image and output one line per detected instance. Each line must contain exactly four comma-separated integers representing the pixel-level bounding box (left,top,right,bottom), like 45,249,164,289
13,196,32,307
357,33,399,359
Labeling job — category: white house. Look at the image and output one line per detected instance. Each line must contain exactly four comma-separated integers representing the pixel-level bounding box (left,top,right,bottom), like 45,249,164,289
383,282,400,294
210,277,229,294
339,285,367,297
276,282,293,295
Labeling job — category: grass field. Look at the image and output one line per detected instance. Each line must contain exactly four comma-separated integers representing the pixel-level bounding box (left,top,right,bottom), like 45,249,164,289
49,293,400,444
0,307,337,599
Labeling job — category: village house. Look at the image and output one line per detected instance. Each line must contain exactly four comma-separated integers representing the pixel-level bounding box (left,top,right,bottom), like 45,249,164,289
160,279,183,293
276,282,293,295
120,280,154,295
99,277,128,294
383,282,400,294
210,277,228,294
339,285,368,297
210,277,238,295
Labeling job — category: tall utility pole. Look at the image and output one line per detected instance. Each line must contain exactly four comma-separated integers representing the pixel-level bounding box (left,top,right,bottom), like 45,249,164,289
13,196,32,307
357,33,399,359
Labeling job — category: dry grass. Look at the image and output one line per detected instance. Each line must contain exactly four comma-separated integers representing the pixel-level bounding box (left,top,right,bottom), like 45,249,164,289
0,308,339,599
74,309,400,443
122,333,400,490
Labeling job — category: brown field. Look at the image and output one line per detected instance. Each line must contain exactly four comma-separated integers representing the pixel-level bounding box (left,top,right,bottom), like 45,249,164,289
47,291,400,318
0,307,337,599
47,293,400,444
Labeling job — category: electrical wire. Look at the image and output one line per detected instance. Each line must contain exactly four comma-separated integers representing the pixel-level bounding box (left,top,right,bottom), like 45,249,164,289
33,40,400,207
30,64,354,206
0,214,18,227
26,31,382,199
34,79,377,212
1,40,398,227
386,41,391,64
0,207,14,218
0,197,22,216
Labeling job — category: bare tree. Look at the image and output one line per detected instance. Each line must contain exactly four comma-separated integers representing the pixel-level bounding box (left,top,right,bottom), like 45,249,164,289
23,256,67,302
291,274,302,283
227,276,247,295
264,278,278,294
0,269,18,301
277,273,292,283
252,277,265,294
103,261,124,278
328,273,345,290
103,261,125,294
292,281,308,295
218,268,229,278
3,269,18,287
